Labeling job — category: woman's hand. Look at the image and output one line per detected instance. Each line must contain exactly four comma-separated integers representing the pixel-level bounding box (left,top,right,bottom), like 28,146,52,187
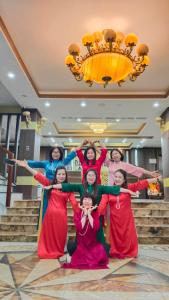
13,159,28,168
88,205,97,214
121,187,138,197
43,183,62,190
93,140,100,146
150,170,161,178
129,190,139,197
82,139,89,146
43,185,53,190
131,191,140,198
79,204,88,215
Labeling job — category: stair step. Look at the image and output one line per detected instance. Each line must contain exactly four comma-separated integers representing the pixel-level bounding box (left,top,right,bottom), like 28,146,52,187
131,202,169,209
0,232,37,242
138,236,169,244
0,222,38,233
135,216,169,225
5,214,39,216
136,225,169,236
132,208,169,217
7,207,40,214
1,215,39,223
14,200,41,208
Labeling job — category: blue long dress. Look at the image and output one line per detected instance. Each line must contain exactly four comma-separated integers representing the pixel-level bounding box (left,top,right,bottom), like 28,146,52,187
28,150,76,220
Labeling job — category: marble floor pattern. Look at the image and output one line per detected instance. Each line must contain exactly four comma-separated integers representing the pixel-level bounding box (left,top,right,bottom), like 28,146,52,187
0,244,169,300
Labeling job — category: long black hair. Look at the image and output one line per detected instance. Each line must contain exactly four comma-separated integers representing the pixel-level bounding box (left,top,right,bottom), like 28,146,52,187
110,148,124,161
114,169,128,188
49,146,64,162
84,147,96,165
51,166,68,185
48,166,68,198
80,193,97,207
83,169,98,199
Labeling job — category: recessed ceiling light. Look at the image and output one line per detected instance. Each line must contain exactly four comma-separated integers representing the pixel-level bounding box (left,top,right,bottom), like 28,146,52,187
122,138,127,143
7,72,15,79
116,118,120,122
77,118,82,122
153,102,159,108
140,139,146,144
45,102,50,107
80,102,86,107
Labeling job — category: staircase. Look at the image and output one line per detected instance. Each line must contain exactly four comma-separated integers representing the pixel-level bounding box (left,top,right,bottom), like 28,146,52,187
133,200,169,244
0,170,169,244
0,200,40,242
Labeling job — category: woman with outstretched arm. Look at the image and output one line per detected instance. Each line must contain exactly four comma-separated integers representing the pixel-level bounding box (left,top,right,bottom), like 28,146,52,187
98,169,162,258
14,160,78,260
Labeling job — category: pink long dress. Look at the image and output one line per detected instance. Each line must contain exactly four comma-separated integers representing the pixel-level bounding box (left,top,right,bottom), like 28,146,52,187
105,159,145,185
99,180,149,259
34,173,77,259
63,209,108,269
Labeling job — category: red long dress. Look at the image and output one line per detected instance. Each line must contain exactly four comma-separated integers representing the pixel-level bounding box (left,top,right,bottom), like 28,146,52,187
34,173,77,259
76,148,107,184
63,209,108,269
99,180,149,259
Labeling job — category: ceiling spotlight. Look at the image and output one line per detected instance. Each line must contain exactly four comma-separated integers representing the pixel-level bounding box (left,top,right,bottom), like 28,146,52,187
7,72,15,79
116,118,120,122
140,138,146,144
45,102,50,107
122,138,127,143
80,102,86,107
153,102,159,108
77,118,82,122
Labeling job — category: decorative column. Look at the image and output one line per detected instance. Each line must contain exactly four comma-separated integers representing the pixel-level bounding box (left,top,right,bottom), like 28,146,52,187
160,107,169,201
16,109,41,199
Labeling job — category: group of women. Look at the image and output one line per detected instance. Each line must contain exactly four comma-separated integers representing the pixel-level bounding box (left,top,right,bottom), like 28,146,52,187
13,139,160,269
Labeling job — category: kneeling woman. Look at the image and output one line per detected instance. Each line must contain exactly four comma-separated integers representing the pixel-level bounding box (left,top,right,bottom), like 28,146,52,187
63,194,108,269
99,169,161,259
14,160,77,259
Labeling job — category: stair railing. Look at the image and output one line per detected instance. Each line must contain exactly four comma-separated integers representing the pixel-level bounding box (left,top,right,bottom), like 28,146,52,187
0,145,14,207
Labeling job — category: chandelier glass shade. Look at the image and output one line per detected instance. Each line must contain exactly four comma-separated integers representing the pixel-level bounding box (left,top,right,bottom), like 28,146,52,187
65,29,150,87
89,123,107,134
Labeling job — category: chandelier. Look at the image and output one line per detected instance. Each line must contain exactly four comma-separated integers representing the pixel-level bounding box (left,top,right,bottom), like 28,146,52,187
65,29,150,87
89,123,107,134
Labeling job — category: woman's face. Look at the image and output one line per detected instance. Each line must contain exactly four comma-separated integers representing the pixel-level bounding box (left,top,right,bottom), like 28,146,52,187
111,150,122,162
86,171,96,185
56,169,66,183
86,149,95,160
52,148,61,160
82,197,93,209
114,171,125,186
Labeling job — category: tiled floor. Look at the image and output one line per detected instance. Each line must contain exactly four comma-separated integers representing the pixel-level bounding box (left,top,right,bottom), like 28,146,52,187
0,243,169,300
